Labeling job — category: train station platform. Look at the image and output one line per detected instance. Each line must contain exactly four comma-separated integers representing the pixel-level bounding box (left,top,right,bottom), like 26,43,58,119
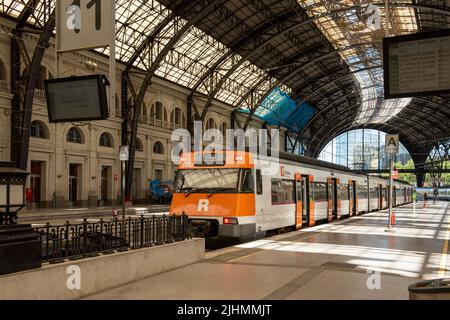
85,201,450,300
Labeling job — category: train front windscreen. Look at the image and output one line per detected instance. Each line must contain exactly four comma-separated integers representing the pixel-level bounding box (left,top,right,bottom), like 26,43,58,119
174,168,254,194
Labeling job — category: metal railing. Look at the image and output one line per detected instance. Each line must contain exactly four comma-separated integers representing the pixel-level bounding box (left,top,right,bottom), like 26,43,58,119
34,214,190,264
34,88,46,100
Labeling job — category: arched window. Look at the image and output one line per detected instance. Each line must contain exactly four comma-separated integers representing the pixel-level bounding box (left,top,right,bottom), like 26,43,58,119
206,118,217,130
220,122,228,135
151,101,168,122
67,127,84,144
136,138,144,152
35,66,48,90
171,107,186,127
0,59,6,81
141,102,149,123
153,141,165,155
318,129,412,170
30,121,48,139
99,132,113,148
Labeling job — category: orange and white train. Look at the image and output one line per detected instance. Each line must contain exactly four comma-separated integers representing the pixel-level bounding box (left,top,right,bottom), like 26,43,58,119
170,150,414,247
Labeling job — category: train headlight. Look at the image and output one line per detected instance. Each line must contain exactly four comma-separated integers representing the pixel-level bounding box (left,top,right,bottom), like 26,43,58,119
223,217,238,225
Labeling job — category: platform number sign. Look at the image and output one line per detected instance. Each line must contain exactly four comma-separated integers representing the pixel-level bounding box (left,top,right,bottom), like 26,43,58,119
385,134,400,155
393,170,399,180
57,0,114,52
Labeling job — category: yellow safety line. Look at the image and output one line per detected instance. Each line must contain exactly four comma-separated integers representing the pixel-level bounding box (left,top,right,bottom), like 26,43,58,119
227,250,267,263
439,205,450,278
439,229,449,278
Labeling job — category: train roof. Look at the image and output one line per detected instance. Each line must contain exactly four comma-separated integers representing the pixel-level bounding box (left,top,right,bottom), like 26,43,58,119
278,151,354,174
275,150,412,186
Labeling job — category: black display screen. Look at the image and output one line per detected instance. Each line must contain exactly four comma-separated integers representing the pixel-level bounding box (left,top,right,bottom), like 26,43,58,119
383,29,450,99
45,75,109,123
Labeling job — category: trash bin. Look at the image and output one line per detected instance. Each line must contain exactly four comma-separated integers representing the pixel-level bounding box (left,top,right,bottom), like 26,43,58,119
408,279,450,300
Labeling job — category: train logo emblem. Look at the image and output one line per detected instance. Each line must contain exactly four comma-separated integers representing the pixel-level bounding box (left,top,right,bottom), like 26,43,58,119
198,200,209,212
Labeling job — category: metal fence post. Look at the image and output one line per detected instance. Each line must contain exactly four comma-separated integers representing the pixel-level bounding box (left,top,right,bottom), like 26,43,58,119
140,215,145,248
64,221,70,259
82,219,88,258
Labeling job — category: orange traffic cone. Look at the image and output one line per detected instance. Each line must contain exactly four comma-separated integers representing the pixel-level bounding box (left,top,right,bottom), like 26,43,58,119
391,212,396,225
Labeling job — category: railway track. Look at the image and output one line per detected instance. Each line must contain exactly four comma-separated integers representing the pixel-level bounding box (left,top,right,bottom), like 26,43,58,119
19,205,170,224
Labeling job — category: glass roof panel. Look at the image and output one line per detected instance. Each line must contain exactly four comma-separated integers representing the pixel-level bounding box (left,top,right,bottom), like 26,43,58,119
297,0,418,125
0,0,279,107
1,0,424,127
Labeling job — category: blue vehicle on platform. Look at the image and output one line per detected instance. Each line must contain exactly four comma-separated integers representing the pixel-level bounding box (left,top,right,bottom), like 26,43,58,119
148,180,174,204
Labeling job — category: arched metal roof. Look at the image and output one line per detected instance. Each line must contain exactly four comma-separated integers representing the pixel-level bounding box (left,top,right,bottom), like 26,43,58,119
1,0,449,168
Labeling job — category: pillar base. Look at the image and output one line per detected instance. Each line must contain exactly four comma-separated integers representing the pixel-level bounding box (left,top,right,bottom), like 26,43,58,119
0,224,41,276
88,195,98,208
53,193,65,209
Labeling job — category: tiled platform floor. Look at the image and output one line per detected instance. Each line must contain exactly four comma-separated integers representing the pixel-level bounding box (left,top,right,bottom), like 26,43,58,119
86,201,450,300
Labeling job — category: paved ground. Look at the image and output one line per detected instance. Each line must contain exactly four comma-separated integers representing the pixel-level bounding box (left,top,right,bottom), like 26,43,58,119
85,201,450,300
19,204,169,225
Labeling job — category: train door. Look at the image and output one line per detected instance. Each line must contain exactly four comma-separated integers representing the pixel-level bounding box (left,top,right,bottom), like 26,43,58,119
379,185,383,209
302,175,310,227
327,178,338,221
295,174,303,229
255,169,265,233
349,181,356,216
392,186,396,207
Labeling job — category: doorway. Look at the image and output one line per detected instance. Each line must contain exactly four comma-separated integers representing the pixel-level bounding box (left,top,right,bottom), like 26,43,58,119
30,161,42,207
101,166,112,204
154,169,163,181
69,164,81,205
132,168,142,201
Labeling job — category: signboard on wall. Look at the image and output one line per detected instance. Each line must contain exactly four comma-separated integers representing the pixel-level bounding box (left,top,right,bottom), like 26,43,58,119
45,75,109,123
383,29,450,99
56,0,114,52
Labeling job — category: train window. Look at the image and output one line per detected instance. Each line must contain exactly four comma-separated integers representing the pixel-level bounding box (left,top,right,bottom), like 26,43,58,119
357,186,369,199
339,184,349,200
313,182,327,202
239,169,254,193
174,168,239,193
271,179,295,205
370,187,378,199
256,169,263,195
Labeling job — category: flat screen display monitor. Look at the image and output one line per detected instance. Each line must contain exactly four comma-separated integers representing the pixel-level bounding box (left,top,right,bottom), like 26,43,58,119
383,29,450,99
45,75,109,123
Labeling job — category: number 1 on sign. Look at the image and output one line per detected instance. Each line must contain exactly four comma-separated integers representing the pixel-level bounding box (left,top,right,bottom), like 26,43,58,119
86,0,101,30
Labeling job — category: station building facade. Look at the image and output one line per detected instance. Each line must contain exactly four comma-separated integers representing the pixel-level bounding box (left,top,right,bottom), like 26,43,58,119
0,18,282,209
